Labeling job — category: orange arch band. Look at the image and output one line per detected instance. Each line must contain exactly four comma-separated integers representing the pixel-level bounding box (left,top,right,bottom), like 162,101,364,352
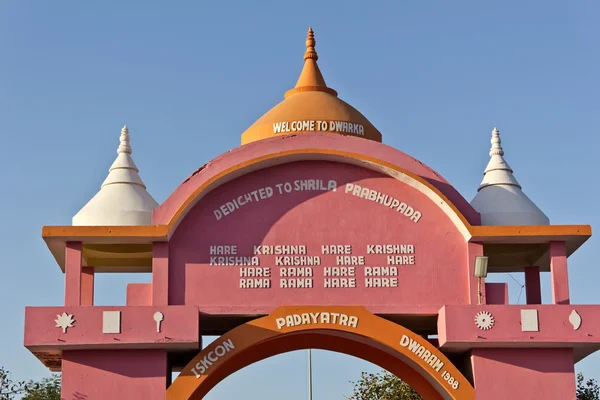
167,306,475,400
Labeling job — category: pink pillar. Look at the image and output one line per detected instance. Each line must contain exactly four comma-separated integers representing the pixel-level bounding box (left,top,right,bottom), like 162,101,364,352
550,241,570,305
467,242,484,304
152,242,169,306
484,283,508,305
62,349,168,400
524,266,542,304
81,267,95,306
65,242,83,306
471,348,576,399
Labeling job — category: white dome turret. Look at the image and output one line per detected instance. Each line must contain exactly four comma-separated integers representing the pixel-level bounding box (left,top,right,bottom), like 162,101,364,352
470,128,549,226
72,125,159,226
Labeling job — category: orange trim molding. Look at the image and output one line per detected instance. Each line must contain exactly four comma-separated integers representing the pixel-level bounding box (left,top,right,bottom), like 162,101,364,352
42,225,169,239
470,224,592,240
41,224,591,242
166,306,475,400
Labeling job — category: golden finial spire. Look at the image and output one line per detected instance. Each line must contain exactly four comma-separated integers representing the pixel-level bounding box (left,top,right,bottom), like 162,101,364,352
284,27,337,98
240,27,383,145
304,27,318,61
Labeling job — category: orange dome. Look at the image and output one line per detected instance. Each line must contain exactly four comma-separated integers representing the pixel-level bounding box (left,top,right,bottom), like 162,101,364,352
241,28,382,145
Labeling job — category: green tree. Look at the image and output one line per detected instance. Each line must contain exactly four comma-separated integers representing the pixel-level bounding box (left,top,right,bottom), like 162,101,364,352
22,374,61,400
0,367,28,400
351,370,600,400
0,367,60,400
577,372,600,400
348,371,422,400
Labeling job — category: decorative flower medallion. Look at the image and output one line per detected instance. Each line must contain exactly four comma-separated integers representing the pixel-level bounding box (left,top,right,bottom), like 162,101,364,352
474,311,495,330
55,312,75,333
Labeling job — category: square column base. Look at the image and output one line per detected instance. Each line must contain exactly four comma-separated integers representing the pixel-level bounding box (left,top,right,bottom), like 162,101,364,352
62,349,167,400
471,348,575,399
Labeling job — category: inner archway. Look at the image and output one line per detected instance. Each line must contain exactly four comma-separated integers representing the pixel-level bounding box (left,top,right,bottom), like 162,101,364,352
202,349,406,399
167,306,475,400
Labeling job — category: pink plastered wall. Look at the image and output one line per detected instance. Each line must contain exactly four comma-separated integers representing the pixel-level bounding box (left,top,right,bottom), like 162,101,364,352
168,161,469,313
126,284,151,306
62,349,167,400
471,348,576,400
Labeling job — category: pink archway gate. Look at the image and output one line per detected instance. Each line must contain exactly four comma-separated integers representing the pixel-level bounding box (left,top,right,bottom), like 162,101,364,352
167,306,475,400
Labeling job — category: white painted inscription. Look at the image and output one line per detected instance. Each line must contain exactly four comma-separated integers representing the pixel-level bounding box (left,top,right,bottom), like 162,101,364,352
279,267,314,277
367,245,415,254
324,266,357,288
210,245,260,266
324,278,357,288
210,245,237,254
211,256,259,266
344,184,422,223
191,339,235,378
211,179,425,224
399,334,461,390
388,255,416,265
272,120,365,136
280,278,313,288
284,180,337,193
275,312,360,329
214,187,274,220
240,267,271,277
322,245,352,254
207,242,418,290
365,266,398,276
336,256,364,265
239,279,271,288
365,277,398,287
239,266,271,288
280,265,314,289
213,180,337,221
365,265,399,287
276,256,320,266
324,267,356,276
255,245,307,255
399,334,445,372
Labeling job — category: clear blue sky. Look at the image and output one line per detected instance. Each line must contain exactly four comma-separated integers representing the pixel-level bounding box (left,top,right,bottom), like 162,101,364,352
1,1,599,398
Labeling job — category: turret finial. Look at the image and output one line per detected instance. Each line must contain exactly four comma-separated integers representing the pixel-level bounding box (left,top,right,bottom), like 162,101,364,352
118,124,132,155
470,126,549,226
72,124,159,226
489,127,504,157
304,27,318,61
